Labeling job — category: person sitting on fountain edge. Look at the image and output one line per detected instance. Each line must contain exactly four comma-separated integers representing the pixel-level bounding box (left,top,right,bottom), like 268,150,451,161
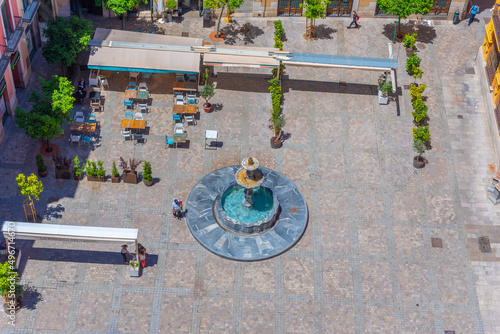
172,199,182,219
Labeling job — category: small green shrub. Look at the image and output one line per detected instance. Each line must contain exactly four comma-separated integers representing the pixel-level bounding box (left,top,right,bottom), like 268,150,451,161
73,156,84,176
406,54,422,74
412,96,428,123
85,159,106,178
379,81,393,94
143,161,152,183
410,84,426,102
200,83,215,104
35,154,47,173
403,33,417,49
412,126,430,143
111,161,119,177
413,139,425,156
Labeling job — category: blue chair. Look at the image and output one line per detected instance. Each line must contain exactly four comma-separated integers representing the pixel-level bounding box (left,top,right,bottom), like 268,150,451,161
124,100,134,109
124,111,134,119
127,81,137,90
135,29,142,32
187,97,196,105
165,135,175,149
87,113,97,123
81,135,92,145
147,31,155,34
173,114,182,123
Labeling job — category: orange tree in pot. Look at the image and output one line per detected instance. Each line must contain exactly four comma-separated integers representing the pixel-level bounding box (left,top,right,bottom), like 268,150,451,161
200,83,215,113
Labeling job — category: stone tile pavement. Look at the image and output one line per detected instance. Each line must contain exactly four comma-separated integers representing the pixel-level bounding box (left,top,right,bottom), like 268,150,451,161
0,12,498,333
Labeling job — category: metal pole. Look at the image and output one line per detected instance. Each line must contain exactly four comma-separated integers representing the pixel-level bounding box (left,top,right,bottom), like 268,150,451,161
391,20,397,59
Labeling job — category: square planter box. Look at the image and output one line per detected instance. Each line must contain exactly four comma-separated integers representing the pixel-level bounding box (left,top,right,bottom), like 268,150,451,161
55,167,71,179
111,175,120,183
74,173,83,180
129,263,140,277
87,175,105,182
378,89,389,105
123,171,137,184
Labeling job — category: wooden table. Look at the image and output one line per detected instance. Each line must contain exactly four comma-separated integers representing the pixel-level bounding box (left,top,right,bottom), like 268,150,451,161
120,119,146,129
70,122,96,133
173,105,197,114
136,91,149,100
174,133,187,143
124,90,137,99
172,82,197,91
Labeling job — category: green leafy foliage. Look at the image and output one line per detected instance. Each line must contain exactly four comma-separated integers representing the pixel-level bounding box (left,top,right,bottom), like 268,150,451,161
406,54,421,72
15,76,75,144
300,0,330,37
379,81,393,94
0,262,22,300
412,126,430,143
165,0,177,10
99,0,148,29
200,84,215,104
410,84,426,102
268,77,284,135
73,156,84,176
42,16,94,71
85,160,106,178
35,154,47,173
403,33,417,49
204,0,245,41
16,173,43,201
111,161,119,177
273,20,285,50
412,67,422,79
376,0,433,35
143,161,153,183
412,96,428,123
413,139,425,156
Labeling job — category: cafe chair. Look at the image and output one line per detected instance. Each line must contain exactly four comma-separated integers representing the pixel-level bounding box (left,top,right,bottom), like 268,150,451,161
164,135,175,149
134,113,144,120
124,111,134,119
81,135,92,145
134,133,145,145
175,95,185,105
188,74,197,83
174,122,185,134
138,82,148,91
124,100,134,109
69,134,81,145
87,113,97,123
176,74,186,82
74,112,85,122
99,76,109,90
184,115,195,126
173,114,182,123
138,103,148,113
127,81,137,91
121,130,131,142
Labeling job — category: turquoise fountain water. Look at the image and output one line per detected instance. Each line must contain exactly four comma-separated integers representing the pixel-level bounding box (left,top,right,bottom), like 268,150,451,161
221,185,274,224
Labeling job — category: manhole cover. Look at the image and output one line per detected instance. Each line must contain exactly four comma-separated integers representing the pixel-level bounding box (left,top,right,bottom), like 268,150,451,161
478,236,492,253
465,67,475,74
290,207,298,213
181,32,189,37
404,85,410,89
416,43,426,49
431,237,443,248
457,115,463,119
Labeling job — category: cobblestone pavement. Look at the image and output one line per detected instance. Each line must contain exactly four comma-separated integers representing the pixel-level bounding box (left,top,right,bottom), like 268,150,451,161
0,12,498,333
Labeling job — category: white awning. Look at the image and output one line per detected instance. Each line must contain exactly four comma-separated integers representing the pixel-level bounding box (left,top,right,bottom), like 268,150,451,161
93,28,203,47
2,221,138,244
203,53,279,69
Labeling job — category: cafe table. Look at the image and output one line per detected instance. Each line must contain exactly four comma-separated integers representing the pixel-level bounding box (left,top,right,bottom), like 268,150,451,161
124,89,137,99
172,105,197,115
121,119,146,130
70,122,96,133
172,82,197,92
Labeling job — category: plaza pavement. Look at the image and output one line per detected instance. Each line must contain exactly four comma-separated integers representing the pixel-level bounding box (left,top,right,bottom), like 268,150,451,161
0,12,498,334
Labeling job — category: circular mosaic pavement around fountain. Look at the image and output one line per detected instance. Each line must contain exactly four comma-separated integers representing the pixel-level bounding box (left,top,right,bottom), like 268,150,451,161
185,166,309,261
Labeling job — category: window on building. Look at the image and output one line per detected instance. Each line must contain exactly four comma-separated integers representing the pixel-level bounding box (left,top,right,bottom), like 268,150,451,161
1,2,14,39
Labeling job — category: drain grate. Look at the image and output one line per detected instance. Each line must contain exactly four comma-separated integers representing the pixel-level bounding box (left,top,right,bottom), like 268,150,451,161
465,67,475,74
431,237,443,248
404,85,410,89
181,32,190,37
478,236,492,253
457,115,463,119
289,207,298,213
444,331,456,334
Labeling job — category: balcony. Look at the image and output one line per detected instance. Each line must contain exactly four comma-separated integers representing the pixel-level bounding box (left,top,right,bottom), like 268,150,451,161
23,1,40,24
5,16,25,53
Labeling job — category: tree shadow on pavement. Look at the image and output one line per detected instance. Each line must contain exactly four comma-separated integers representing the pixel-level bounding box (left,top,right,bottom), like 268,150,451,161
221,20,265,45
314,24,337,40
21,284,43,310
382,21,437,44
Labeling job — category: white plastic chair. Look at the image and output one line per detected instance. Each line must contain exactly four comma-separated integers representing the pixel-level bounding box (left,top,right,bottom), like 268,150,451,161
122,130,131,142
174,123,185,134
134,113,144,120
74,112,85,122
138,82,148,91
70,134,81,145
184,115,195,126
175,95,185,105
99,76,109,90
138,103,148,113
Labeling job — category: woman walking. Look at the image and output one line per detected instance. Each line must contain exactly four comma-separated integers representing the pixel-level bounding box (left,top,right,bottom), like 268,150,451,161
348,11,359,29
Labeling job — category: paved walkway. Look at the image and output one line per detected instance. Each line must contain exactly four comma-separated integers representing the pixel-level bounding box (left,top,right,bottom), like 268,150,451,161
0,13,498,333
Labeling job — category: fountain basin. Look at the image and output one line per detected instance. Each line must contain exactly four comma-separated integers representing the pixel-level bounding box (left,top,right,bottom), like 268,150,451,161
215,184,280,235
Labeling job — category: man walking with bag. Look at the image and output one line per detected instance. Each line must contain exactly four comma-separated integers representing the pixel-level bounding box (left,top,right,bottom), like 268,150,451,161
468,4,479,26
348,11,359,29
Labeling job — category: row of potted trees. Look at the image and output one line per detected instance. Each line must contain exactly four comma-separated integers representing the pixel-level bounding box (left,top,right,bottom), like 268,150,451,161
35,154,154,186
269,20,286,149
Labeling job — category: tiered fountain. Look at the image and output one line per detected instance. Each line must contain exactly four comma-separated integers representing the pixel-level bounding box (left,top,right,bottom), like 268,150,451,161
186,157,308,261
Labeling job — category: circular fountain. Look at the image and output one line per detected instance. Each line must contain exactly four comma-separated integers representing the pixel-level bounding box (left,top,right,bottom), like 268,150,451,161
185,157,308,261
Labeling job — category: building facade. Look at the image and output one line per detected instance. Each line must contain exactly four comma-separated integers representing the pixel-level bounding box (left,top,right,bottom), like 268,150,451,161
0,0,41,144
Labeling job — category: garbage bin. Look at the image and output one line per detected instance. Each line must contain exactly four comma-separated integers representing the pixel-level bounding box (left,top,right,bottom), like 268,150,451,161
453,9,460,24
203,9,211,28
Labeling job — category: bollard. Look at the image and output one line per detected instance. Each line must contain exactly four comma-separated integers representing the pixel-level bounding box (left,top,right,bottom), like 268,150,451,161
453,9,460,24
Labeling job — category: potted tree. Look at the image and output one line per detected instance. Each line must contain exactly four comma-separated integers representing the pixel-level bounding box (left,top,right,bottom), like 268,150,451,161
165,0,177,22
200,83,215,113
143,161,153,186
199,68,209,92
403,33,417,56
406,54,422,78
411,95,428,125
16,173,43,222
413,140,426,168
120,157,143,184
412,125,431,149
73,156,84,180
35,154,48,178
0,262,23,314
270,113,285,149
378,73,392,105
53,153,72,179
111,161,120,183
85,160,106,182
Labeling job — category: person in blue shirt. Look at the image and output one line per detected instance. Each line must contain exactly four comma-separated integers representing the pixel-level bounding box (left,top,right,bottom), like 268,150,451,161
469,4,479,26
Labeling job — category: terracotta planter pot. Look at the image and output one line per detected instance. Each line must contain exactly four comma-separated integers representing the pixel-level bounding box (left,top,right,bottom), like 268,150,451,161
144,180,153,187
406,47,414,57
38,169,48,178
55,167,71,179
87,175,105,182
111,175,120,183
203,103,212,113
74,173,83,180
123,171,138,184
413,156,426,169
270,136,283,149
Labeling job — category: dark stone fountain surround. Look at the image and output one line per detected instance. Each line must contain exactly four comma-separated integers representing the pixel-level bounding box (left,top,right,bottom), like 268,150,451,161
185,166,308,261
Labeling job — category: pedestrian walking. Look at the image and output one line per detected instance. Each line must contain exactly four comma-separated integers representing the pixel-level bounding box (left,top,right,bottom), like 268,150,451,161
172,199,182,219
121,245,132,264
138,243,147,254
138,249,146,268
468,4,479,26
347,11,359,29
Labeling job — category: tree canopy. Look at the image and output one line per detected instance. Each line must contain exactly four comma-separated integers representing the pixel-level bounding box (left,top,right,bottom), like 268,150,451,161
377,0,433,35
99,0,148,29
42,16,94,73
15,76,75,147
204,0,245,39
300,0,330,38
16,173,44,202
